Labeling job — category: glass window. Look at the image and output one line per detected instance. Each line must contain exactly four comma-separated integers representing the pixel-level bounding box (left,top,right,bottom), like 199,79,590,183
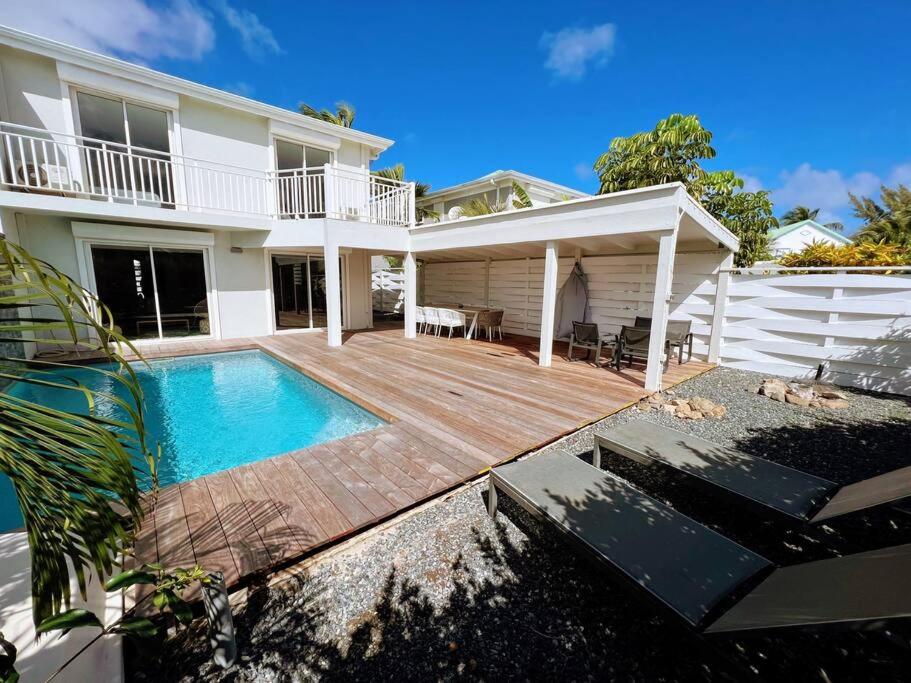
152,248,209,338
76,92,127,145
90,244,210,340
90,245,157,338
305,146,330,168
270,254,343,330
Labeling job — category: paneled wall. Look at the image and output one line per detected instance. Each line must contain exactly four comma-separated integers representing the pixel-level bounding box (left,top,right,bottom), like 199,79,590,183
423,250,726,357
718,271,911,394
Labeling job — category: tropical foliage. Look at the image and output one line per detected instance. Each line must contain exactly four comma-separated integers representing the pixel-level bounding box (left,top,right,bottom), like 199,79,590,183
372,163,436,222
298,101,356,128
778,240,910,268
34,564,210,681
779,205,844,231
0,239,156,625
456,182,533,218
850,183,911,248
593,114,777,266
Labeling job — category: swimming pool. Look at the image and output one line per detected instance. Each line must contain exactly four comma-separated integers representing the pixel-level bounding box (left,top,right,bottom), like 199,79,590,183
0,350,384,532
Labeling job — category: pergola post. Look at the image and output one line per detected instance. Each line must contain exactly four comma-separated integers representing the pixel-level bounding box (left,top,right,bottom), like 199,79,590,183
324,239,343,347
404,251,417,338
708,252,734,363
645,231,678,391
539,240,558,367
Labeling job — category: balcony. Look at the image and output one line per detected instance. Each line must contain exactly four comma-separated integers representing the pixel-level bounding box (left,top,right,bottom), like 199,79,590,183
0,122,414,227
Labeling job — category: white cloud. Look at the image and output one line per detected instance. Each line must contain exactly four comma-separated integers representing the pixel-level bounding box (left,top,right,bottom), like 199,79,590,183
770,162,885,226
574,162,593,181
214,1,282,60
540,23,617,81
3,0,215,62
889,163,911,187
739,173,763,193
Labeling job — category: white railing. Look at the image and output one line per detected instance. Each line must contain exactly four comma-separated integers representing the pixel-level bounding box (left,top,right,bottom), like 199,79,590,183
0,122,414,226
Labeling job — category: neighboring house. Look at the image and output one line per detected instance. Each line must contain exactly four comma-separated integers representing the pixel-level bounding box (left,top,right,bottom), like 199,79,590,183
768,219,851,256
417,170,586,222
0,25,738,394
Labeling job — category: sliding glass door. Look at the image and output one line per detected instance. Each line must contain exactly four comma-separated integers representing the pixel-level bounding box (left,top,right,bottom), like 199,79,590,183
90,244,209,339
274,140,331,218
271,254,343,330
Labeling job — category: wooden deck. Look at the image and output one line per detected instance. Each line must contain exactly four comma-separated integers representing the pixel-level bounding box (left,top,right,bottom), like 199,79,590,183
133,328,712,594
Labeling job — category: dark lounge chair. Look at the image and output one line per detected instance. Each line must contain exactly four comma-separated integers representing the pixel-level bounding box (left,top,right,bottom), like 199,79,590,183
614,325,669,371
635,317,694,364
593,421,911,522
487,450,911,632
566,321,610,366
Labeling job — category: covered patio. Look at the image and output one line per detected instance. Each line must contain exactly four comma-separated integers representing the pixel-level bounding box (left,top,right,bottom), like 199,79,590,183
380,183,738,392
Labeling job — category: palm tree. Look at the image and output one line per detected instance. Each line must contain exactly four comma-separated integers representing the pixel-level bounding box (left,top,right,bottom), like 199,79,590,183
780,205,844,231
372,163,436,222
298,101,356,128
454,182,534,218
0,239,156,625
851,183,911,248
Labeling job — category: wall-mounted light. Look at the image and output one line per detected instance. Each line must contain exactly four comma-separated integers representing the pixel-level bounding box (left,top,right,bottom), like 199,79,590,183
230,246,243,254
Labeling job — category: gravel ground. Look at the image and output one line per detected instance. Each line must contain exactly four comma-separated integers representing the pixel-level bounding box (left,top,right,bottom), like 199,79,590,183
130,367,911,682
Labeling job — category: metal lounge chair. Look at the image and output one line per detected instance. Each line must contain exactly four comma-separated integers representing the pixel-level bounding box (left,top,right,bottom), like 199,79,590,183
593,421,911,522
635,317,694,364
615,325,669,371
488,449,911,633
566,321,609,365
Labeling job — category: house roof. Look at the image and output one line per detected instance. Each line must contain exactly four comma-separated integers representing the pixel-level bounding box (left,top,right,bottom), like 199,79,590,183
0,25,395,154
420,170,587,203
769,219,852,244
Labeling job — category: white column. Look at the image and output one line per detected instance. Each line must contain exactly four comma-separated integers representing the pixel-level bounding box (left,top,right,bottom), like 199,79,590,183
404,251,417,338
645,231,678,391
708,252,734,363
324,240,343,347
538,240,559,367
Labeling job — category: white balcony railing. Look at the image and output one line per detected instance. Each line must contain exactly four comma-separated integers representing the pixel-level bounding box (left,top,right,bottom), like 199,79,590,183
0,122,414,227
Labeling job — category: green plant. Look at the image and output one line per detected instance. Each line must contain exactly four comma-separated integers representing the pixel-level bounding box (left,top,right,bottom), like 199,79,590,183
456,182,533,218
0,632,16,683
0,238,157,625
36,564,210,681
850,183,911,248
778,240,910,268
298,101,356,128
592,113,778,266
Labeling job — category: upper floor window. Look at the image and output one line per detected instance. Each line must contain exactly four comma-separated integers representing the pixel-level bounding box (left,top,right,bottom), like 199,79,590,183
76,91,170,154
274,139,332,218
75,91,173,205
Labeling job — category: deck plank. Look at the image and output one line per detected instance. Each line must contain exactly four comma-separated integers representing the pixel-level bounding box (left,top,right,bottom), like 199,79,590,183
203,470,273,576
229,464,303,564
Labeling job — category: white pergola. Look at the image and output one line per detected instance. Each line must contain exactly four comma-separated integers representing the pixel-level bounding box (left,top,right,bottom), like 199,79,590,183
330,183,738,393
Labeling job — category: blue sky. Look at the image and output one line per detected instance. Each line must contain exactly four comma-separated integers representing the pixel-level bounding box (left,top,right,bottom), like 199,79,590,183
7,1,910,231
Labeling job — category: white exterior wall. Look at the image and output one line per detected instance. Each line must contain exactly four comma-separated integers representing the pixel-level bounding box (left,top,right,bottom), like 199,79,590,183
178,96,270,170
424,249,727,358
0,46,67,131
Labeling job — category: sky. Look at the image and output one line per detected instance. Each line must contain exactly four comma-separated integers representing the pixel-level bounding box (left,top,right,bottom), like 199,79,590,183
4,0,910,233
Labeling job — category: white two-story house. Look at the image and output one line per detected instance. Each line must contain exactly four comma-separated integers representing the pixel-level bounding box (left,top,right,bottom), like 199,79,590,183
0,25,740,393
0,25,414,348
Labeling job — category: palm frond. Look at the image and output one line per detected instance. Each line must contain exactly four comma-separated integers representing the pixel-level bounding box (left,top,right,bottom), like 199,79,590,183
0,238,155,625
511,182,532,209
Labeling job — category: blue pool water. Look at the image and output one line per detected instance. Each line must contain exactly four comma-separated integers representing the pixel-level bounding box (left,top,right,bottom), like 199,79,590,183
0,350,384,532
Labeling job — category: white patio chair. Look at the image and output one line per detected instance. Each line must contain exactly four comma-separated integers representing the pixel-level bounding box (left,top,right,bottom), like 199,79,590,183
437,308,467,339
423,307,441,335
415,305,426,334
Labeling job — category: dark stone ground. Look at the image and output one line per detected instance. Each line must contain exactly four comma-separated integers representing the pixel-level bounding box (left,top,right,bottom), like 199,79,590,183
128,368,911,682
